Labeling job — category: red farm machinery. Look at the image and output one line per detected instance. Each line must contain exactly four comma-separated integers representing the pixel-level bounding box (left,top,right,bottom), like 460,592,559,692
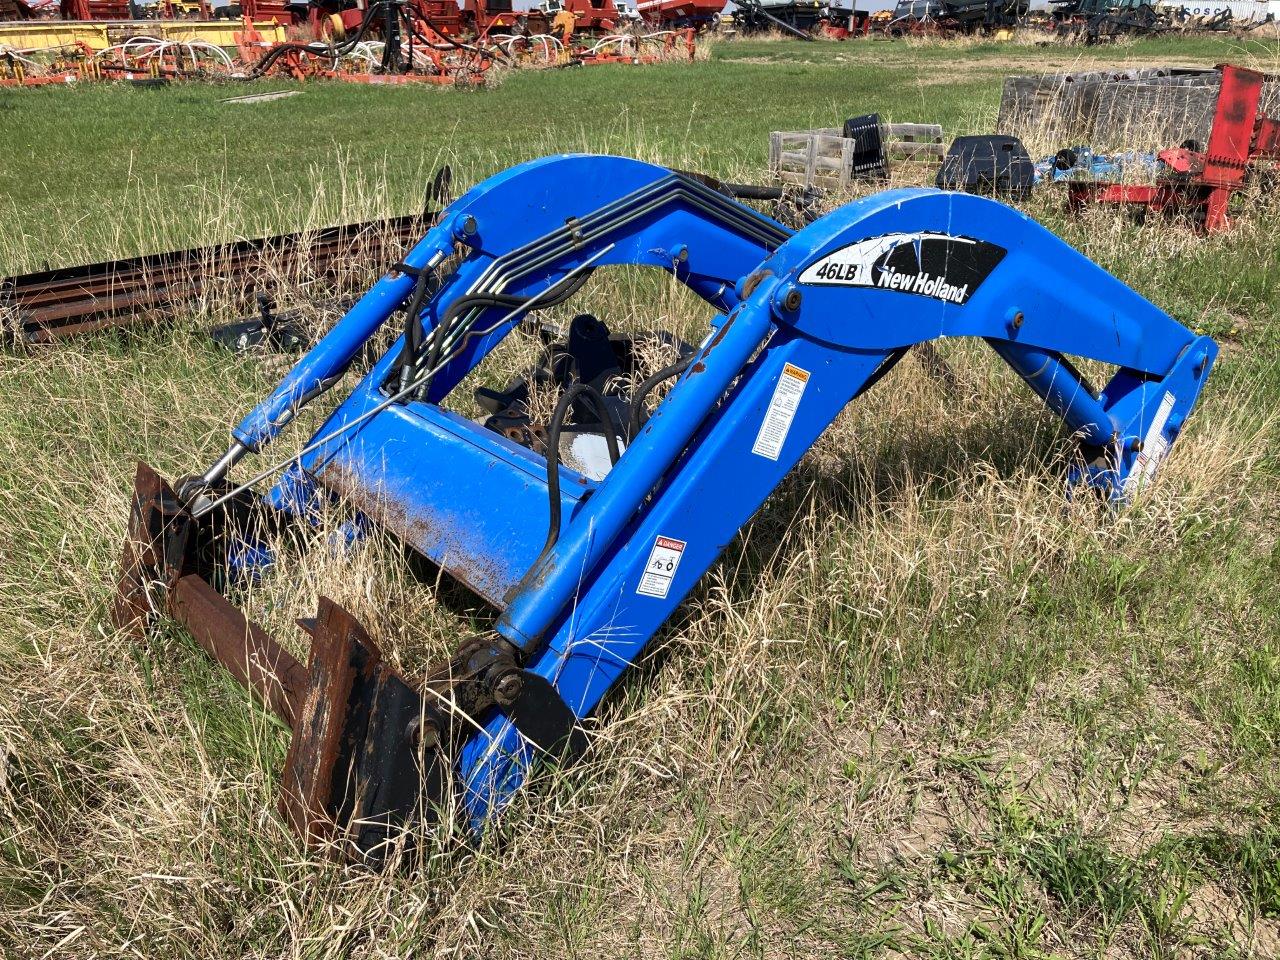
1067,64,1280,232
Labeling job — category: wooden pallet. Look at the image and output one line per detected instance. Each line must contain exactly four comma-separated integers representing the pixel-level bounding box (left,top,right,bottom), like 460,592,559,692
768,123,945,189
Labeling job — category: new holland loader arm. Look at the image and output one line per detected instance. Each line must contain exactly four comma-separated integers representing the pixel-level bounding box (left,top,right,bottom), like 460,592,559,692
113,155,1217,859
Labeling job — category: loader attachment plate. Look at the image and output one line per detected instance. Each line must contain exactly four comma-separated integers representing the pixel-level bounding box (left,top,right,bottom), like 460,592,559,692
113,464,443,861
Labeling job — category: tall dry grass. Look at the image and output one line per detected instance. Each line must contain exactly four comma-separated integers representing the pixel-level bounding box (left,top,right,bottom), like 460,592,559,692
2,104,1279,959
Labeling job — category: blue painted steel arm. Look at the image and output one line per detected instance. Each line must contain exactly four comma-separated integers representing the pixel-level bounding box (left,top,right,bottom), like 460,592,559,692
463,187,1217,827
230,154,789,454
232,229,454,451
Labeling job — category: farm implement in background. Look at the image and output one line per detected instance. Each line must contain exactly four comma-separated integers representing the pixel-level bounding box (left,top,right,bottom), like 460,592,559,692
635,0,725,29
727,0,877,39
1066,64,1280,232
113,154,1216,861
230,5,502,86
0,0,701,87
1046,0,1276,41
874,0,1027,38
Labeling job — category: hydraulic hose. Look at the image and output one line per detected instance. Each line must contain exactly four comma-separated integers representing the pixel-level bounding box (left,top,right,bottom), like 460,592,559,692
404,9,507,61
406,270,594,394
540,383,622,558
627,356,692,439
246,0,400,78
396,268,436,392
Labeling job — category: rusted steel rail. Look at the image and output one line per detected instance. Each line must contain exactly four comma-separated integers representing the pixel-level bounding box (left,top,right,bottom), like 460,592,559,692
1,215,430,344
3,167,452,345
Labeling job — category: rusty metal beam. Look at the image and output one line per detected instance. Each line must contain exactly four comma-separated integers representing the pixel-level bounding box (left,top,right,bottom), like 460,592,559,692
4,216,423,343
5,166,451,343
171,574,307,726
279,598,373,843
111,461,196,639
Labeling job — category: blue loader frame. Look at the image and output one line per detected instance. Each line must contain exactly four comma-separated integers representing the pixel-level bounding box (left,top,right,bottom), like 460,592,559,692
112,154,1217,860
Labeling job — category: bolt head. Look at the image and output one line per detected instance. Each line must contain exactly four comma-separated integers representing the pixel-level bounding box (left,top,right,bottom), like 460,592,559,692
493,671,524,707
782,289,803,312
1011,311,1025,329
407,716,440,750
419,722,440,750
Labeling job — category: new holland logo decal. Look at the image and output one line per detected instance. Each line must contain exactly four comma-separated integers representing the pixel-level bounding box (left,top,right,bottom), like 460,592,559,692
798,232,1006,306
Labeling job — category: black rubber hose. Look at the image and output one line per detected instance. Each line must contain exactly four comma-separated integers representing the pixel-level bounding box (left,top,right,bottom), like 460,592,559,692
673,169,788,201
627,357,692,439
438,269,593,331
720,183,788,201
396,268,595,400
382,0,399,72
395,268,435,392
404,10,506,60
332,0,400,53
541,383,621,557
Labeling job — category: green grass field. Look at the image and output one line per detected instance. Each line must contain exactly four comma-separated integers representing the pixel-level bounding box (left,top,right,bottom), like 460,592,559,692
2,33,1277,271
1,34,1279,959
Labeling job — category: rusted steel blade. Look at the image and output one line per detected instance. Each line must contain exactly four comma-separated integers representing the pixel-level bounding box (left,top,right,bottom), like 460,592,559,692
171,575,308,727
282,596,435,859
111,461,195,639
280,597,373,843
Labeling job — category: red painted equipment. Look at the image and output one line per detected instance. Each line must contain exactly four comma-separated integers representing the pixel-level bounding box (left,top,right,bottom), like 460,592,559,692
520,0,629,36
239,0,295,25
1,0,35,19
1068,64,1280,232
60,0,129,18
634,0,724,26
462,0,519,32
573,25,693,64
415,0,469,33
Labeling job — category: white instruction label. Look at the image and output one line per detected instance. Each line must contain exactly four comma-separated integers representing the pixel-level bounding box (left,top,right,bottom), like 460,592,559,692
751,363,810,461
1124,391,1176,497
637,535,686,599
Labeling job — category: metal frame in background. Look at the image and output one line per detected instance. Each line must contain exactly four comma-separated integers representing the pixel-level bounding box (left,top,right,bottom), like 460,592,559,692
1068,64,1280,232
